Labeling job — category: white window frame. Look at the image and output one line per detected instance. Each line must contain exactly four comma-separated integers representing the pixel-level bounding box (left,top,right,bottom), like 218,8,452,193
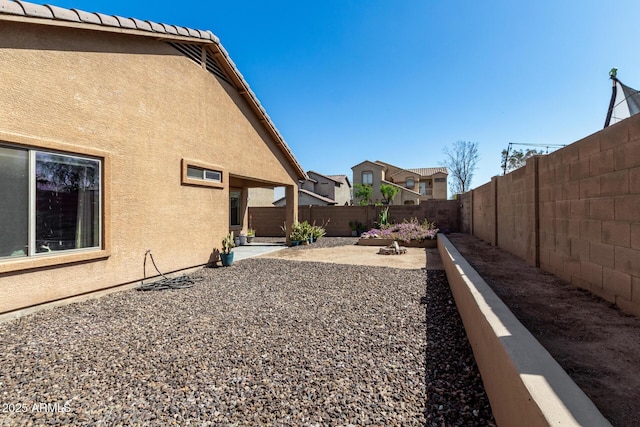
181,159,225,189
362,171,373,185
0,144,102,259
187,165,222,183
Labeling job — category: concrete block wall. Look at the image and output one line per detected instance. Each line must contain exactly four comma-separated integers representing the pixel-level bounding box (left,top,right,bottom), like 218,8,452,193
471,180,496,245
539,118,640,315
458,192,472,234
461,114,640,316
496,158,538,266
249,201,460,238
248,207,287,237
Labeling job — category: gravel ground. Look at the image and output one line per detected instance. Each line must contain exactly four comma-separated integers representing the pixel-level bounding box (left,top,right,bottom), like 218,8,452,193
0,238,494,426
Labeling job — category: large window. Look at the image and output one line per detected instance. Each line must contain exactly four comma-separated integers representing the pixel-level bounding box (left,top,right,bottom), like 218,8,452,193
362,171,373,185
0,145,101,259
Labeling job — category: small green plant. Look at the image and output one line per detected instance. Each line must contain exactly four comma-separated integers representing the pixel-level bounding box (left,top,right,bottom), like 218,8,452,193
378,207,390,227
311,224,326,240
221,231,235,254
349,220,366,236
246,228,255,237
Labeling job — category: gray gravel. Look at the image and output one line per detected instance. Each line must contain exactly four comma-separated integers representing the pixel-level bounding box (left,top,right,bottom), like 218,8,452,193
0,238,494,426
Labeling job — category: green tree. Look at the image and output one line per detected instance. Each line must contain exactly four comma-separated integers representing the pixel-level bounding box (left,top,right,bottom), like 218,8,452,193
380,183,400,205
354,183,373,206
501,148,545,174
443,140,479,196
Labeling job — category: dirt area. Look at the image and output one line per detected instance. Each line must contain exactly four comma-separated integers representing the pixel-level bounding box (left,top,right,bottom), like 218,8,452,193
447,233,640,427
260,244,429,270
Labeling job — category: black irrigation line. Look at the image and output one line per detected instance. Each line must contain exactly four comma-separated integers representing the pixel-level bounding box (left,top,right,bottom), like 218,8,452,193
137,250,203,291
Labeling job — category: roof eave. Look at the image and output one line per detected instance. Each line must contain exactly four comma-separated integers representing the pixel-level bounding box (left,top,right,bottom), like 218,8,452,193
208,44,306,180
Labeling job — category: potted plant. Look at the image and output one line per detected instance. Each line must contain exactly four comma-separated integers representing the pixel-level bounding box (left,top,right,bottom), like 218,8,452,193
299,221,314,244
349,220,365,237
311,224,326,242
289,225,305,246
221,231,235,266
246,228,255,243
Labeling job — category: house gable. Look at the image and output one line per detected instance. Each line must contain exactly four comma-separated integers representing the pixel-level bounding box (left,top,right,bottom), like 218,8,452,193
0,0,306,181
0,1,306,314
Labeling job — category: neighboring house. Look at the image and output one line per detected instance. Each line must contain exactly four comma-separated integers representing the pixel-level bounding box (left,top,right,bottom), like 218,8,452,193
0,1,306,315
351,160,448,204
247,188,276,207
273,171,352,206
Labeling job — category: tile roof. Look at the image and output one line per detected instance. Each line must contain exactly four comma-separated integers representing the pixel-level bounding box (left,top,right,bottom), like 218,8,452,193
307,171,344,184
0,0,306,180
373,160,447,177
299,189,337,204
406,167,448,176
273,189,337,205
0,0,219,42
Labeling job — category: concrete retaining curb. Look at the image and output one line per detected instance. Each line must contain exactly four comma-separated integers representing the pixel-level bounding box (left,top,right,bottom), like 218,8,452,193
438,234,611,427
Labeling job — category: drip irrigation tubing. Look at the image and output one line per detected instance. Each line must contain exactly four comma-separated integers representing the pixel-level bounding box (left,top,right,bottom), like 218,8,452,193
137,250,203,291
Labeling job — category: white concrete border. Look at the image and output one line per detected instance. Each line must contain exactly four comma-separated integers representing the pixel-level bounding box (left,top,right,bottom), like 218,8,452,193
438,234,611,427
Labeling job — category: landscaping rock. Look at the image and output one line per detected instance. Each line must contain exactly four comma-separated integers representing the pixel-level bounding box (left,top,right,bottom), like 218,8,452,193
0,239,494,426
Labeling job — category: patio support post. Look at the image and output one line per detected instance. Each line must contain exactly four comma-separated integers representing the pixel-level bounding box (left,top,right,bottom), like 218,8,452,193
284,184,298,245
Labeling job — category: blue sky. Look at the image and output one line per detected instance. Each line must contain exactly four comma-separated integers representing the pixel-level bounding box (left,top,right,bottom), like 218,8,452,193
45,0,640,195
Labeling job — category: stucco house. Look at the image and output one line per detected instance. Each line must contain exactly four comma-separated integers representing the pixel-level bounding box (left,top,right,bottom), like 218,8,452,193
0,1,305,316
273,171,352,206
351,160,447,204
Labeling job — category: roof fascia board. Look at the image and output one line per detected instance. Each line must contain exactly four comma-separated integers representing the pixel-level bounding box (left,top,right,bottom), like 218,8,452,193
353,160,384,170
207,44,306,180
382,179,421,196
308,170,341,184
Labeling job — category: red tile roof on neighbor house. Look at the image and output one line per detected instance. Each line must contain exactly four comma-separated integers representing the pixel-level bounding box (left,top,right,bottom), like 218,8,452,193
406,167,448,176
326,174,351,186
371,160,448,178
0,0,307,180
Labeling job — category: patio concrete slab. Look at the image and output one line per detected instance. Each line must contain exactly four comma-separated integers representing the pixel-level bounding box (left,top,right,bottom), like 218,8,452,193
232,242,287,261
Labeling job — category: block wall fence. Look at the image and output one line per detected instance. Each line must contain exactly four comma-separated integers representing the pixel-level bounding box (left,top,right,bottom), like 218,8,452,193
248,201,459,238
459,114,640,316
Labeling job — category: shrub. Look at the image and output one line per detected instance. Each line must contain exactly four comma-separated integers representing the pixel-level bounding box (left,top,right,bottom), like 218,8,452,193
361,218,438,242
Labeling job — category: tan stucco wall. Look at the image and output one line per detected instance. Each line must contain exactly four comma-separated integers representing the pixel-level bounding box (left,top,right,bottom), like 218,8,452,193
432,172,448,200
351,161,385,204
0,21,299,314
333,180,352,205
